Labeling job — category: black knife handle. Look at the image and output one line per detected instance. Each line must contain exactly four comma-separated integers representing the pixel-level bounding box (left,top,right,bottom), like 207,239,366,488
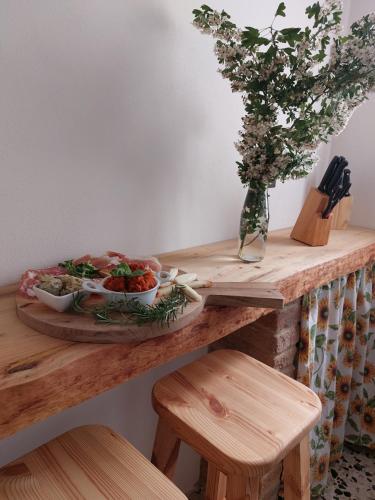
325,157,347,195
318,156,339,193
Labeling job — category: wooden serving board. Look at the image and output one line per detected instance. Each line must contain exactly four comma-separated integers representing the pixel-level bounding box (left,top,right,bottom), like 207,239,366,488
16,282,284,344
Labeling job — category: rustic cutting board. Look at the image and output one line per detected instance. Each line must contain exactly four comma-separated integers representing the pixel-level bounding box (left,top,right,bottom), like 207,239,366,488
16,281,284,344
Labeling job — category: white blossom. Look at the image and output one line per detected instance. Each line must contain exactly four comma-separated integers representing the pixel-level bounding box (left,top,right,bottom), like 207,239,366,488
192,3,375,186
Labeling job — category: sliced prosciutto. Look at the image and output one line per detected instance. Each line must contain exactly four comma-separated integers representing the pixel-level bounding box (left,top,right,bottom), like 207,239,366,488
19,266,65,298
107,252,162,272
19,251,163,296
128,256,161,273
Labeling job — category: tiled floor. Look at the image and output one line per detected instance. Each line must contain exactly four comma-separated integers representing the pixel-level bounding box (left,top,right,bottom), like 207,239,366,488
188,447,375,500
321,446,375,500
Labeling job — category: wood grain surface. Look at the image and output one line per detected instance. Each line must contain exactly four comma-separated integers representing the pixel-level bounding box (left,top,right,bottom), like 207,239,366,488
290,188,333,246
1,227,374,440
152,350,321,478
15,282,283,344
0,425,187,499
161,226,375,300
331,195,353,230
283,435,310,500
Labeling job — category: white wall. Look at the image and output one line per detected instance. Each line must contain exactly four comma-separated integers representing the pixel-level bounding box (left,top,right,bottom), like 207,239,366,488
0,0,314,287
329,0,375,229
0,0,343,493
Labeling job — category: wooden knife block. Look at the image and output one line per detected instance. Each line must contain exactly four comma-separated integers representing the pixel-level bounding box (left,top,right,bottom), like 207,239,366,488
331,196,353,229
291,188,333,246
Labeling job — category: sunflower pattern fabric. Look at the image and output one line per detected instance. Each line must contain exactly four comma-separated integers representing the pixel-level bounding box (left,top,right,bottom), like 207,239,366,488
297,264,375,498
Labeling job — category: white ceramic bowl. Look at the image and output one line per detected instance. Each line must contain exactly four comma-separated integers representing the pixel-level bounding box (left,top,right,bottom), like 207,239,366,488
33,285,80,313
82,272,170,309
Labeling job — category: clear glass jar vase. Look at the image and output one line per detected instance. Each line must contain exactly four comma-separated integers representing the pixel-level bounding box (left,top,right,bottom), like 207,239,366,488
238,187,269,263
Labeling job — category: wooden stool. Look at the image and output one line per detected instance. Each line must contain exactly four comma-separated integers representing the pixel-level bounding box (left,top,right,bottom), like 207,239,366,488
0,425,187,499
151,350,321,500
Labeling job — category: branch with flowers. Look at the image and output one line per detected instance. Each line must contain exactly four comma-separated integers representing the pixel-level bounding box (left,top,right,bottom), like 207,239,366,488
193,1,375,234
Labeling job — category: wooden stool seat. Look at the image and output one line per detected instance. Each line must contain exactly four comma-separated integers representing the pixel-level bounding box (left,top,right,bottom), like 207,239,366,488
0,425,187,499
152,350,321,499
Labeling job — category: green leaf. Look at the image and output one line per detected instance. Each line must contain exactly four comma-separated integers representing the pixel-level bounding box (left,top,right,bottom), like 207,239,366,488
111,263,145,278
316,334,326,348
59,260,99,279
345,434,361,444
279,27,303,46
347,417,359,432
326,390,336,400
361,434,373,445
201,4,213,13
275,2,286,17
314,374,322,388
329,324,339,330
242,26,270,47
311,484,323,496
243,26,259,38
306,3,321,20
280,27,301,36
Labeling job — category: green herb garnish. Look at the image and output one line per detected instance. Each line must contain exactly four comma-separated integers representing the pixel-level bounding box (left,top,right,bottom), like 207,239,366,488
59,259,99,279
72,287,187,327
111,263,145,278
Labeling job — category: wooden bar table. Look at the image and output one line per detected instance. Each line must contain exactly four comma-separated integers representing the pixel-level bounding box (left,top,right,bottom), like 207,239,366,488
1,227,375,441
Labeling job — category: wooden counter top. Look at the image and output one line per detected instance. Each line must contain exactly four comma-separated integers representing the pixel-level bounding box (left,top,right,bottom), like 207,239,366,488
1,227,375,440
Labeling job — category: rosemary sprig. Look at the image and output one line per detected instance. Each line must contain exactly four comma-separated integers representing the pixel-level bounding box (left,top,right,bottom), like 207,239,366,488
72,287,188,327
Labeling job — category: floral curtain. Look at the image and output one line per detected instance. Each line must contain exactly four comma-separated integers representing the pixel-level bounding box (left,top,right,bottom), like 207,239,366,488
297,264,375,498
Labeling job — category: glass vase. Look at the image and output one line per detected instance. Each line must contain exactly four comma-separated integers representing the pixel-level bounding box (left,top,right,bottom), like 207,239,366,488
238,187,269,262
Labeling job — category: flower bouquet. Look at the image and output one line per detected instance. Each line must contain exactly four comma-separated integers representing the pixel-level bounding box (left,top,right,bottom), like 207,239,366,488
193,1,375,261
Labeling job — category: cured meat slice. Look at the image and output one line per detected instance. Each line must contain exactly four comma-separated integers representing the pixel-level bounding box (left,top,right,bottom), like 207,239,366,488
106,251,130,263
72,254,94,265
129,257,162,273
19,266,65,298
19,251,162,297
89,257,112,268
106,251,162,272
73,255,111,268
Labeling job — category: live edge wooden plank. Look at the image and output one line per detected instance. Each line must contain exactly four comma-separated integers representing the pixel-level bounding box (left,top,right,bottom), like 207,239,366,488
0,294,269,439
0,226,375,440
161,226,375,301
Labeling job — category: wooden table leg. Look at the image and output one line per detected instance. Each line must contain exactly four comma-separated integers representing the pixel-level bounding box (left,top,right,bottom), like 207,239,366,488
283,434,310,500
206,462,226,500
151,417,181,479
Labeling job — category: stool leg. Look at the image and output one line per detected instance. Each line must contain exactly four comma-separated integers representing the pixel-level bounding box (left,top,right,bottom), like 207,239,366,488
205,462,226,500
151,417,181,479
283,435,310,500
226,475,260,500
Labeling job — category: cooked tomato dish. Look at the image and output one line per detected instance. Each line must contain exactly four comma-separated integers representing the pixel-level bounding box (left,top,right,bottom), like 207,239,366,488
104,267,157,293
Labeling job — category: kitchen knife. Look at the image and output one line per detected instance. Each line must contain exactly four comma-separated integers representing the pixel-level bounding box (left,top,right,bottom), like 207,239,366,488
322,181,352,218
318,156,339,193
325,157,348,196
342,169,351,196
